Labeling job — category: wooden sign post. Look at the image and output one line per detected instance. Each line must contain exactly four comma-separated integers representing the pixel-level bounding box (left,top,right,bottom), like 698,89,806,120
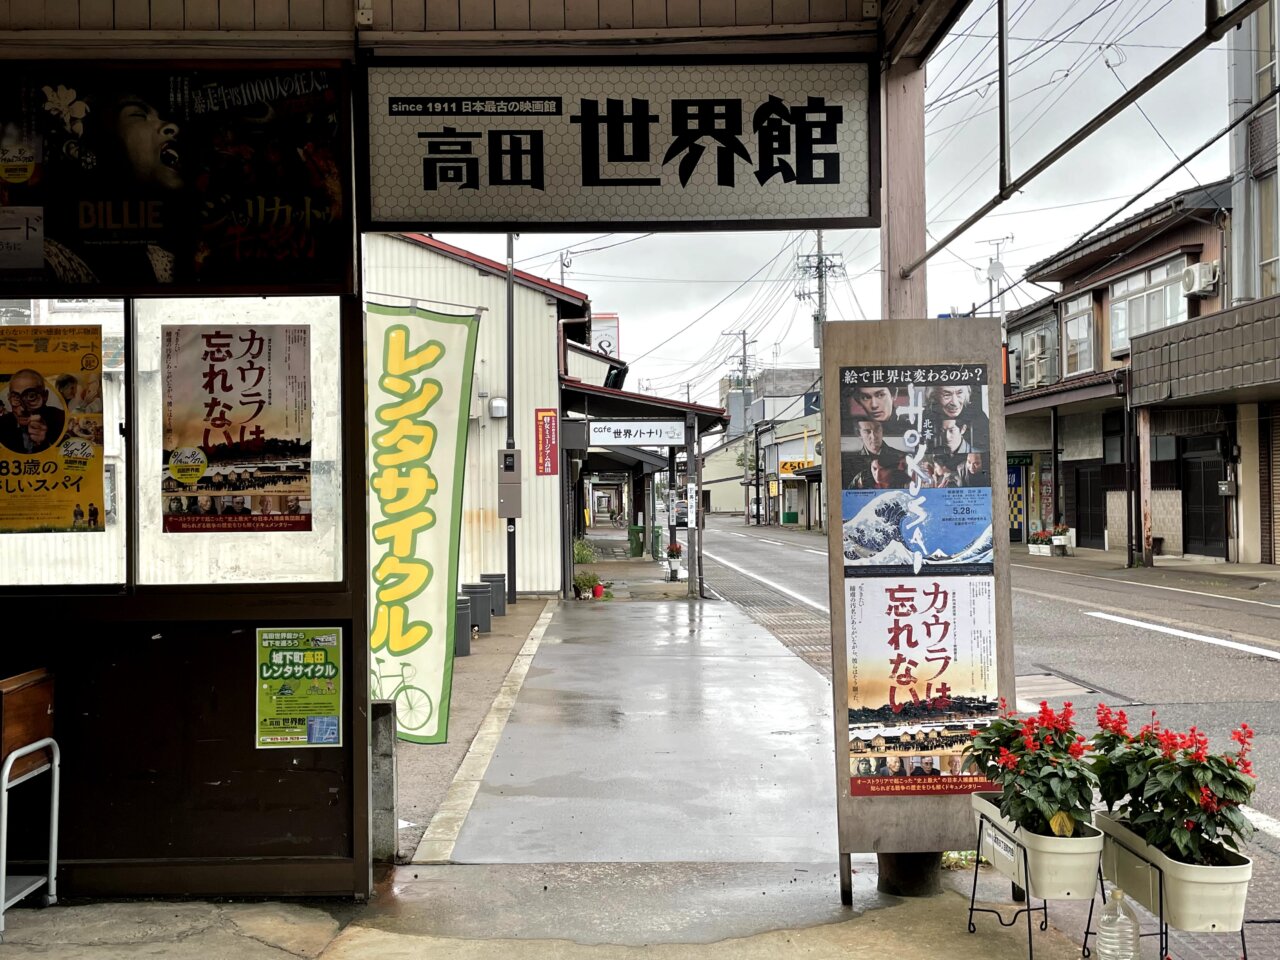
822,318,1014,903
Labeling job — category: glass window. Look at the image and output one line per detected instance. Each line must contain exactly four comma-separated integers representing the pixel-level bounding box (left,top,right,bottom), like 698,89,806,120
1020,322,1058,387
133,297,343,585
1104,435,1123,464
1153,435,1177,461
1259,1,1276,101
1261,172,1279,297
0,299,127,585
1110,298,1127,353
1106,258,1185,354
1064,311,1093,376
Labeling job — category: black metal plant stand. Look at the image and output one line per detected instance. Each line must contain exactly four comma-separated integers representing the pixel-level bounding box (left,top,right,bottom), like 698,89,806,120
968,814,1050,960
1079,833,1250,960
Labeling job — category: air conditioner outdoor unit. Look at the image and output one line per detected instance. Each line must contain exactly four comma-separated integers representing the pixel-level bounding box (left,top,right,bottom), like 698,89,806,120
1181,260,1220,297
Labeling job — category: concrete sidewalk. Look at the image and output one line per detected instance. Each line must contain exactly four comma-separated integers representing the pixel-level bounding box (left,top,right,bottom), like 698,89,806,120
0,594,1083,960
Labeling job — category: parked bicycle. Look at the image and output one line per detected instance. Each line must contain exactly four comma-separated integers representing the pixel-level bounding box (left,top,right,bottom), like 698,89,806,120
370,657,434,731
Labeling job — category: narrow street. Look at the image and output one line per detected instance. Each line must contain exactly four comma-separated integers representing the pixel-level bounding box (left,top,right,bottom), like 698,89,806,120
699,513,1280,958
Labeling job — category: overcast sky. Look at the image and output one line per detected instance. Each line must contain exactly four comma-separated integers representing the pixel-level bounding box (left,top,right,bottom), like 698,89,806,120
433,0,1233,409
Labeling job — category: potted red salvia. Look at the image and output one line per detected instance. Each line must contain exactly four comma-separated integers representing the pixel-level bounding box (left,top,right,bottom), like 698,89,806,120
1090,705,1255,932
965,700,1103,900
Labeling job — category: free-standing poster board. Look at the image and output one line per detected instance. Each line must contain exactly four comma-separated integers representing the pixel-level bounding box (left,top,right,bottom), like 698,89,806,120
822,318,1014,902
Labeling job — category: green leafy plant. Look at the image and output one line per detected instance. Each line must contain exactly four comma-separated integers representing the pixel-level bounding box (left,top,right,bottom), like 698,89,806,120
666,541,683,559
1092,705,1256,865
572,537,597,564
966,700,1097,837
1051,523,1071,537
1028,529,1054,545
572,570,601,595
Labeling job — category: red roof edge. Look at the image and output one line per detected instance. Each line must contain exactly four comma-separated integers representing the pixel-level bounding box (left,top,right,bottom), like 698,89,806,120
562,376,727,419
397,233,590,304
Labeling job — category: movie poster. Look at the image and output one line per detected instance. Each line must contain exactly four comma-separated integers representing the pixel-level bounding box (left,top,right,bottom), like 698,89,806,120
0,67,348,295
0,324,105,533
839,364,999,797
162,325,312,533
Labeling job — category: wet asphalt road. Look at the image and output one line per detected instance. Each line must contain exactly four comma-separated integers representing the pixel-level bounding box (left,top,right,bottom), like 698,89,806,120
698,514,1280,820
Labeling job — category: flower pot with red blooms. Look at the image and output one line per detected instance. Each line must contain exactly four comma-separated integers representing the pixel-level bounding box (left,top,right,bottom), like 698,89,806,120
1089,705,1256,932
665,541,683,581
965,700,1103,900
1027,530,1054,556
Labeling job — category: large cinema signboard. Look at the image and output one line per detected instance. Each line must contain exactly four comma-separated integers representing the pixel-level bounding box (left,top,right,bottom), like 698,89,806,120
0,66,350,295
365,62,877,230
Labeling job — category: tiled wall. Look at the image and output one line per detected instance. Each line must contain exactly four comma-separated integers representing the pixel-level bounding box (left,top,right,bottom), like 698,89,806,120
1152,490,1184,555
1103,489,1183,554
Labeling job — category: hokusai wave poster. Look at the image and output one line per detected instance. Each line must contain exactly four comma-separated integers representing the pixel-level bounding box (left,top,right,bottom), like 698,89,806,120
0,67,348,294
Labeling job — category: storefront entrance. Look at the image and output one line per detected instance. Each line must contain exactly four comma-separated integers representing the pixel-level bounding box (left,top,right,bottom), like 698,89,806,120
1182,439,1226,558
1074,464,1107,549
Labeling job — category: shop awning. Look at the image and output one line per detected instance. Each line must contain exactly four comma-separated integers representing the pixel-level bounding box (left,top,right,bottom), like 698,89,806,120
584,446,670,475
561,378,729,436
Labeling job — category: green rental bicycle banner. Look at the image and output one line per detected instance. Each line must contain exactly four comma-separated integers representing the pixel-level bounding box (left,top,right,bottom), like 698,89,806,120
365,302,480,744
256,627,343,748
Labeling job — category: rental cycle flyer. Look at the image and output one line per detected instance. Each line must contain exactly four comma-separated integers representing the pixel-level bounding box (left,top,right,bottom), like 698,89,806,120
256,627,343,749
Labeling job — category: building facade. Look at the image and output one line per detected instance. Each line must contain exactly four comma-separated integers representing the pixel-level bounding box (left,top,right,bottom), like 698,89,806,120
1005,180,1231,556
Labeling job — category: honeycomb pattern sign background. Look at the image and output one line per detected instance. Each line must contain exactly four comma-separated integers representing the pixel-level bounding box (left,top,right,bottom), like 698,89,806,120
366,63,872,228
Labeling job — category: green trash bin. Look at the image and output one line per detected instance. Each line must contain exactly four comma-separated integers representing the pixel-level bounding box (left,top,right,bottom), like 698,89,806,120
782,511,799,524
650,526,665,559
627,524,644,557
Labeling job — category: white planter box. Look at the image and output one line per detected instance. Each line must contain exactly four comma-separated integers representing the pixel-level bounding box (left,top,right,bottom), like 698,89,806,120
1028,543,1051,556
1095,812,1252,933
971,793,1102,900
1051,536,1068,546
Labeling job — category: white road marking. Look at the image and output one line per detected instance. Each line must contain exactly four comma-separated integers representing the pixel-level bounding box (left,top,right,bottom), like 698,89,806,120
760,538,786,546
728,531,748,538
1084,611,1280,662
703,549,830,614
1013,562,1280,609
1243,805,1280,843
805,549,827,555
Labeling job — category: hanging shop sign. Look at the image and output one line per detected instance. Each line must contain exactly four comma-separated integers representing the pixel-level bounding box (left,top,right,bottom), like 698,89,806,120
0,324,104,533
779,459,815,477
534,407,559,476
589,419,684,446
0,65,350,295
591,313,620,358
161,325,312,533
822,319,1013,867
365,302,480,744
364,61,876,231
256,627,343,749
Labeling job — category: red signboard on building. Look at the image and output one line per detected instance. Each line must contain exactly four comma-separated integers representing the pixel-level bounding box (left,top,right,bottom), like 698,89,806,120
535,408,558,476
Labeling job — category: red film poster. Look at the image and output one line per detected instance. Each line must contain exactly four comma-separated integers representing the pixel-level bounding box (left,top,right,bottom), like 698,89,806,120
535,408,558,477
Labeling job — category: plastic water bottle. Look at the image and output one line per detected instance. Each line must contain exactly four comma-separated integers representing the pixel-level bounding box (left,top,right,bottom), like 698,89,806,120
1096,887,1140,959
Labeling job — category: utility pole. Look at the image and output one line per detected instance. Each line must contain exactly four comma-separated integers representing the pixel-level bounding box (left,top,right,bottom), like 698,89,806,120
506,233,517,605
797,230,844,348
723,329,757,525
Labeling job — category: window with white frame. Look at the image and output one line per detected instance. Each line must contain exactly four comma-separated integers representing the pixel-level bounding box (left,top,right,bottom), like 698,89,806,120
1018,321,1058,388
1259,1,1277,102
1108,258,1188,354
1062,294,1093,377
1262,172,1279,297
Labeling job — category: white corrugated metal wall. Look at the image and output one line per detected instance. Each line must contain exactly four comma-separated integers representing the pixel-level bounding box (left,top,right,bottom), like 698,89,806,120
565,349,611,386
363,234,564,593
